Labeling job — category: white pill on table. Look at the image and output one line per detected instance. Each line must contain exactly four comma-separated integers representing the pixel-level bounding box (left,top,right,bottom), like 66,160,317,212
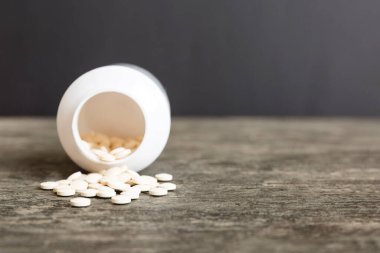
40,181,58,190
53,185,72,193
103,167,123,177
98,185,115,192
121,188,140,200
117,173,132,183
57,187,76,197
159,182,176,191
133,175,157,185
97,189,116,198
79,188,97,197
155,173,173,182
119,165,129,172
67,171,82,181
107,180,130,191
56,179,71,185
70,197,91,207
149,187,168,197
133,184,152,192
126,169,140,179
99,176,112,185
70,180,88,192
111,195,131,205
88,183,103,189
85,173,103,184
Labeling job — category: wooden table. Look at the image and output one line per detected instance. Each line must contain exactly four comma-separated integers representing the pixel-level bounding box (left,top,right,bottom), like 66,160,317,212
1,118,380,253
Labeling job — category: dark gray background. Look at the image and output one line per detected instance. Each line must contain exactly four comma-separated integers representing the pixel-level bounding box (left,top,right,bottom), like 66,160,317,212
1,0,380,116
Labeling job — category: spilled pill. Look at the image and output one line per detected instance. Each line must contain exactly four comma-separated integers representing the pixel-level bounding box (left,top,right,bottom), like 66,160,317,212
159,182,176,191
111,195,131,205
40,181,58,190
155,173,173,182
149,187,168,197
70,197,91,207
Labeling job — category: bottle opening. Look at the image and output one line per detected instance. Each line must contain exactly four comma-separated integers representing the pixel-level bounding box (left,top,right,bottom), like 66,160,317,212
72,91,145,164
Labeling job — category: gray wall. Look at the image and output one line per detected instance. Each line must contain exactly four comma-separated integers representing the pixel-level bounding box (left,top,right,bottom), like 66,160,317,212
1,0,380,116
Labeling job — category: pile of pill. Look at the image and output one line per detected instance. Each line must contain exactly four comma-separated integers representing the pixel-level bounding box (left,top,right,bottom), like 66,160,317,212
80,132,142,162
39,165,176,207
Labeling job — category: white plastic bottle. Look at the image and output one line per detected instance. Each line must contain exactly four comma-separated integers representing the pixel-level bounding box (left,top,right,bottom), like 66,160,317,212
57,64,171,172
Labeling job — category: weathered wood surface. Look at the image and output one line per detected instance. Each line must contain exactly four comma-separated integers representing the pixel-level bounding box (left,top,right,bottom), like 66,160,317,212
1,117,380,253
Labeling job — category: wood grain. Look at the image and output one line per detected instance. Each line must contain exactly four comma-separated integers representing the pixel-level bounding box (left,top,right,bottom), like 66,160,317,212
1,117,380,253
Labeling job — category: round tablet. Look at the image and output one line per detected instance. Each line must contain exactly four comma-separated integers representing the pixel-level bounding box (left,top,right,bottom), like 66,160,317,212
121,187,140,200
40,181,58,190
56,180,71,185
53,185,71,193
57,187,76,197
149,187,168,197
155,173,173,182
111,195,131,205
67,171,82,181
88,183,103,189
133,175,157,185
70,180,88,192
70,197,91,207
133,184,151,192
85,173,102,184
107,180,130,191
159,182,176,191
79,188,98,197
97,190,116,198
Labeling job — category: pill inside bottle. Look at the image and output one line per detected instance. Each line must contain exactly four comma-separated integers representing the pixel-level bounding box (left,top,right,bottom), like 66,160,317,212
75,92,145,163
57,64,171,173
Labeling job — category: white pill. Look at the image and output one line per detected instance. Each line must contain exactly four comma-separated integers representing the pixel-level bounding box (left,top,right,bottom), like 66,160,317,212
155,173,173,182
159,182,176,191
57,187,76,197
149,187,168,197
53,185,72,193
97,190,116,198
121,187,140,200
133,184,152,192
131,185,142,194
103,167,123,177
99,176,119,185
133,175,157,185
40,181,58,190
85,173,102,184
111,195,131,205
119,165,129,172
117,173,132,183
98,153,116,162
114,148,132,160
107,180,130,191
81,140,92,149
99,146,108,153
56,179,71,185
126,169,140,179
91,148,108,157
98,185,116,192
110,147,127,155
70,180,88,192
67,171,82,181
79,188,98,197
70,197,91,207
88,183,103,189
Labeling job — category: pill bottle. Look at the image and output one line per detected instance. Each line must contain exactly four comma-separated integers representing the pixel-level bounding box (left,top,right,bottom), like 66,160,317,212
57,64,171,172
